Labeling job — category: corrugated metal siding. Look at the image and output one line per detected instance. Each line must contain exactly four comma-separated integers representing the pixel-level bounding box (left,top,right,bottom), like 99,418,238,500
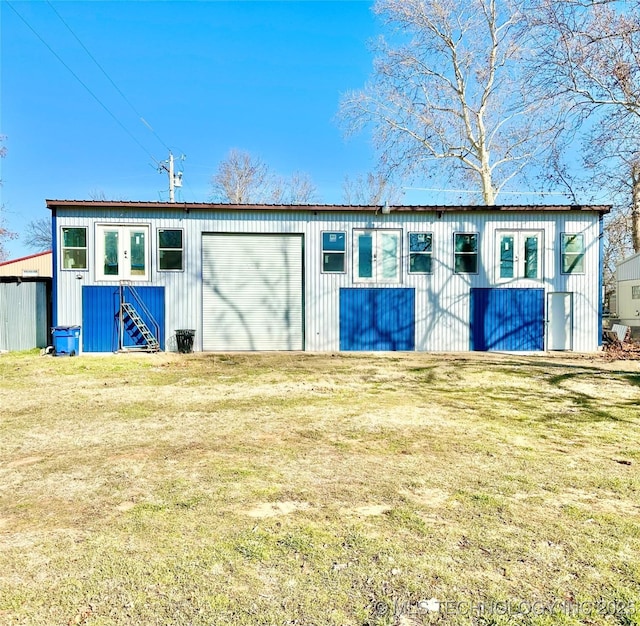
123,286,165,350
0,252,52,277
0,282,48,351
615,280,640,324
471,288,544,351
616,254,640,324
54,208,603,353
617,252,640,281
202,234,303,350
340,288,415,350
82,286,165,352
558,216,600,352
82,286,120,352
547,292,573,350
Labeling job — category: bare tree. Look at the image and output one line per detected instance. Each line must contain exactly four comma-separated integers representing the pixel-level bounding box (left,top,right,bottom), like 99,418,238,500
0,137,17,261
342,171,401,205
339,0,558,205
532,0,640,117
270,171,319,204
284,171,319,204
88,189,129,202
24,217,52,251
602,207,634,302
210,149,272,203
210,149,320,204
0,217,15,261
532,0,640,250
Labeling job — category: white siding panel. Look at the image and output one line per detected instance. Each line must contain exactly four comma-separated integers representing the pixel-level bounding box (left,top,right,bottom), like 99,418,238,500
615,247,640,325
54,207,604,353
202,234,303,350
616,254,640,280
617,252,640,281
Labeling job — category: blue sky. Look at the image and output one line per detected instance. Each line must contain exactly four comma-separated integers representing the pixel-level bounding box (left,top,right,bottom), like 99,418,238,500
1,0,385,258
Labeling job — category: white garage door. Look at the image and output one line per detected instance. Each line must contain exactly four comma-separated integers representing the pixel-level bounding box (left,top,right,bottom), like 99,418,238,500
202,234,304,350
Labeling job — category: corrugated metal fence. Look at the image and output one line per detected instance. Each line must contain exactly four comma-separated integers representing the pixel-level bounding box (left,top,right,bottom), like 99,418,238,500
0,280,50,351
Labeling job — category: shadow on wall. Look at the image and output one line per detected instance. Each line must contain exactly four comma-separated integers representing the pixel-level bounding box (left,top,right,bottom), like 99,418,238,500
201,234,303,351
339,288,415,351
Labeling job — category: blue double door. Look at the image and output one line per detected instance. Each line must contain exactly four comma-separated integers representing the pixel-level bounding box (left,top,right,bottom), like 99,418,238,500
82,286,165,352
340,288,415,351
470,288,544,351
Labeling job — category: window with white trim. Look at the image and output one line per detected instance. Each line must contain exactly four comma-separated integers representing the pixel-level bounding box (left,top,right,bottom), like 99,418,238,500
321,231,346,273
454,233,478,274
354,229,401,283
61,227,87,270
497,231,543,280
158,229,183,271
561,233,585,274
408,232,433,274
632,285,640,300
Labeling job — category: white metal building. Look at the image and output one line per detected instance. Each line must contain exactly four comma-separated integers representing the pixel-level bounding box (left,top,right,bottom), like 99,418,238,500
615,252,640,327
47,200,608,353
0,251,52,277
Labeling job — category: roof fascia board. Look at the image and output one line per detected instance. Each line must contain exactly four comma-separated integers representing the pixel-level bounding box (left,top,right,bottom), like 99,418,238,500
46,200,612,214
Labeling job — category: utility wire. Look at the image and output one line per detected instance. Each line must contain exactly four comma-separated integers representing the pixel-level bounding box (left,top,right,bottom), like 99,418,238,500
405,188,571,196
5,0,159,164
44,0,171,153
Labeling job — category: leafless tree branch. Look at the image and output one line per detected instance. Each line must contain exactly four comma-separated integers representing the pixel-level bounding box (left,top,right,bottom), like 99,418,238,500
338,0,559,205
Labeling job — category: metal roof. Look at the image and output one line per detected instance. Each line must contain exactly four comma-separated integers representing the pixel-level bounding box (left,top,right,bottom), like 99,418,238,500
46,199,611,213
0,250,52,267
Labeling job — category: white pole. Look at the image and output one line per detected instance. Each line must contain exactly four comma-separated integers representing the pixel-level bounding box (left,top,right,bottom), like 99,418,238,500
169,152,175,203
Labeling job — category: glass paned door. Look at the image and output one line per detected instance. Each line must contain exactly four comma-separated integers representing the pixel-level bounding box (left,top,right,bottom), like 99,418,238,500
130,229,146,276
354,229,401,283
524,236,539,278
499,234,514,279
103,230,120,276
357,232,374,279
496,231,542,281
381,232,400,281
96,225,149,281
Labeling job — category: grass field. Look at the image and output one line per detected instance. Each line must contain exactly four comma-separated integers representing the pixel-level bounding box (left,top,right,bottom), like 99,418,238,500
1,351,639,626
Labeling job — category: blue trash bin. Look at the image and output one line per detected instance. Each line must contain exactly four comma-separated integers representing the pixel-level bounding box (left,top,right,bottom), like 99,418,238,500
52,326,81,356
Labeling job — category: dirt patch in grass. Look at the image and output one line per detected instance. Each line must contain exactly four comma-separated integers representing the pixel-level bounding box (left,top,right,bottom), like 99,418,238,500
1,351,639,625
243,501,311,518
349,504,393,516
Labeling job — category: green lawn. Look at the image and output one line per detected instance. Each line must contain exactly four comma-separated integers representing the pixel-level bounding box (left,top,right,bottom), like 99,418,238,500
1,351,639,625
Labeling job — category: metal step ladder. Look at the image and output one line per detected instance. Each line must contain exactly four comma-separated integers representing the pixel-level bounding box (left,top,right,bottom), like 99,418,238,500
121,302,160,351
119,282,160,352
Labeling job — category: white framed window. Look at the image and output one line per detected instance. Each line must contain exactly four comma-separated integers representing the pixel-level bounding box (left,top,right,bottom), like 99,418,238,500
561,233,585,274
454,233,479,274
631,285,640,300
408,232,433,274
321,231,346,273
95,224,150,281
61,227,87,270
353,229,401,283
158,229,184,271
496,230,543,281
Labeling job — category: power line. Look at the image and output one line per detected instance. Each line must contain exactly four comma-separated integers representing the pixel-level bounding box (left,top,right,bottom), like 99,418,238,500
405,188,571,196
5,0,159,164
44,0,171,153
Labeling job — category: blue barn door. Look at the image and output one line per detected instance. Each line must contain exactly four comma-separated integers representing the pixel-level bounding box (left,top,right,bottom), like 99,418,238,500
82,286,165,352
470,288,544,351
339,288,415,351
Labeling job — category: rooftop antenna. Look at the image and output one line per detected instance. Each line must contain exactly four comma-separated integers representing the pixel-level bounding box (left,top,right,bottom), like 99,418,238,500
158,151,184,202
